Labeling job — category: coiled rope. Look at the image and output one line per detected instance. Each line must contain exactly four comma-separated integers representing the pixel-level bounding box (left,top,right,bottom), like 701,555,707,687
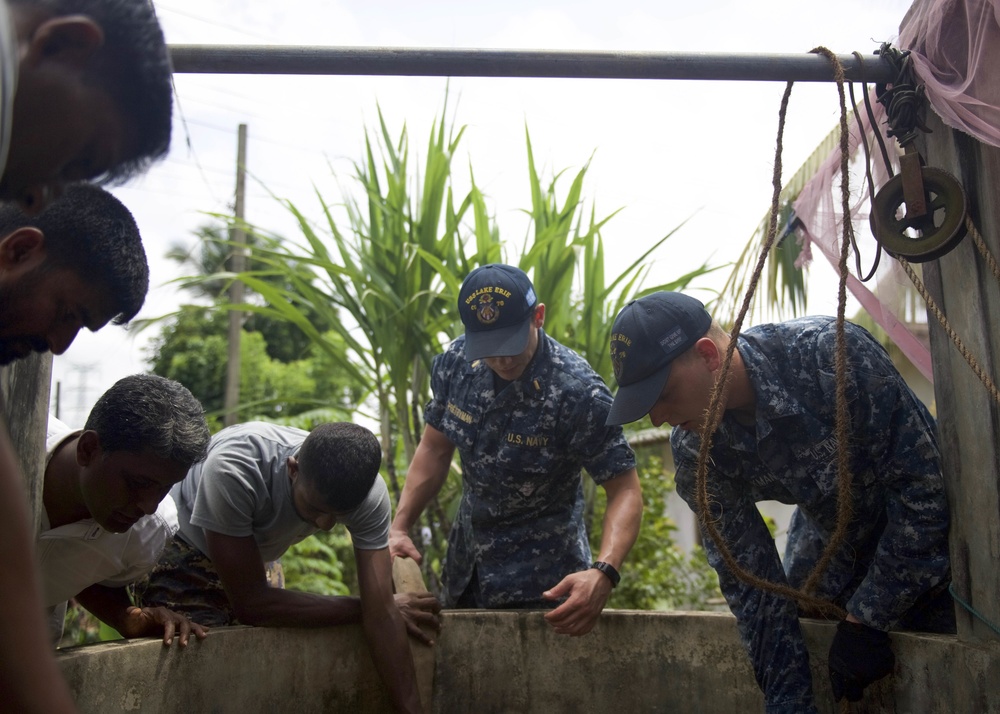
692,46,856,623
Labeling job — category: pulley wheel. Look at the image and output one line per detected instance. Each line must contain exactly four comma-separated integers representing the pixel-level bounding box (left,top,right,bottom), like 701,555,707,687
870,167,968,262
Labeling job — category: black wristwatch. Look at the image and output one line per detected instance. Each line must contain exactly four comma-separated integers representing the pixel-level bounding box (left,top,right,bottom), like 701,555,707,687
591,561,621,588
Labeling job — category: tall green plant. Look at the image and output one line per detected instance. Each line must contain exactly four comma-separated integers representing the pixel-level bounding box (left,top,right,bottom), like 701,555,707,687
516,129,720,381
175,97,721,605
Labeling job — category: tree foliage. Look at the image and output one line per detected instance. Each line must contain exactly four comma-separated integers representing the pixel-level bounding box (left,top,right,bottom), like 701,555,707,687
165,224,328,363
146,307,359,428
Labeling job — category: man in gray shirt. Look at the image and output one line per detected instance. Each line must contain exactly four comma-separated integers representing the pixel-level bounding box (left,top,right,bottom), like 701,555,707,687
139,421,441,714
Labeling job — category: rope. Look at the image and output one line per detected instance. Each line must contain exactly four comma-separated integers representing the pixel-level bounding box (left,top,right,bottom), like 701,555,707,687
949,583,1000,637
873,43,929,149
691,47,862,622
970,216,1000,282
847,53,883,282
897,255,1000,405
692,79,816,617
801,47,856,600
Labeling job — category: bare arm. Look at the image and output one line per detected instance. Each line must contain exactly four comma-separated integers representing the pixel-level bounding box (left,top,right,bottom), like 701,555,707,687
0,426,78,713
75,583,208,647
543,468,643,636
206,530,423,710
204,529,364,627
357,547,422,714
389,425,455,563
593,468,644,572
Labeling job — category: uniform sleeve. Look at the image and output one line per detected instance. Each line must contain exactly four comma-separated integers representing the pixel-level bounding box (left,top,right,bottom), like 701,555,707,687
424,348,454,431
570,379,637,484
672,431,818,714
831,326,950,629
188,439,264,538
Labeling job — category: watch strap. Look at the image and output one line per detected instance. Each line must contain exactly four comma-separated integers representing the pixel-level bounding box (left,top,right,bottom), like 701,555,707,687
591,561,620,587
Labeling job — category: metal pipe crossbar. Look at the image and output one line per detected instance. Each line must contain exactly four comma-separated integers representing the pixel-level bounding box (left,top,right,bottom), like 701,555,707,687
168,45,894,83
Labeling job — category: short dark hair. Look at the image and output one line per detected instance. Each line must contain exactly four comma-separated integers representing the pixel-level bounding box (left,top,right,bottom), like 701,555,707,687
84,373,210,468
0,183,149,324
297,423,382,512
11,0,173,182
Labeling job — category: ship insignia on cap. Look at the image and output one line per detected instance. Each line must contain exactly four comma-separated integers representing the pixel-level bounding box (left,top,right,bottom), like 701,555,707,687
475,294,502,325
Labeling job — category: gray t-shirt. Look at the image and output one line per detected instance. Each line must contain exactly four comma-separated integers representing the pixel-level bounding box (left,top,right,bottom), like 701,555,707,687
172,422,390,562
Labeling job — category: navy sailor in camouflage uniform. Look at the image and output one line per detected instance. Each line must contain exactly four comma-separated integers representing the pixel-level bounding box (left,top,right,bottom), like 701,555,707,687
605,292,954,713
390,264,643,636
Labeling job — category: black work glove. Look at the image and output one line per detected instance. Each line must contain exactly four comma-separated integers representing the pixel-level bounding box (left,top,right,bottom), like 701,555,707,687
828,619,895,702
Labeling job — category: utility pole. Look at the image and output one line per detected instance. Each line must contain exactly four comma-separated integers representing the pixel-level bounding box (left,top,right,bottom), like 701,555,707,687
223,123,247,427
71,362,98,425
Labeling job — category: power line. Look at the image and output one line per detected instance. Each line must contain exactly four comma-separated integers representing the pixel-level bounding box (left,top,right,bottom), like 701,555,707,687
155,4,275,42
173,115,360,158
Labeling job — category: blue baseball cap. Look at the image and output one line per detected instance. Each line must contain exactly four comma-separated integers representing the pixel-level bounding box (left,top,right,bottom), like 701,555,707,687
606,292,713,425
458,264,538,361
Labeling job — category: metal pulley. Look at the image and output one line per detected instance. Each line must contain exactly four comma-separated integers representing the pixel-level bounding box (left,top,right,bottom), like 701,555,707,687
869,143,969,263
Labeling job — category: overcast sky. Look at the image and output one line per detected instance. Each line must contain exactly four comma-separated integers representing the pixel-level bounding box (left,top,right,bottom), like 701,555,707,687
50,0,915,426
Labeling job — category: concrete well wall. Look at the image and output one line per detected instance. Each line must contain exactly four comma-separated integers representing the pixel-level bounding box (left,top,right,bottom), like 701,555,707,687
56,611,999,713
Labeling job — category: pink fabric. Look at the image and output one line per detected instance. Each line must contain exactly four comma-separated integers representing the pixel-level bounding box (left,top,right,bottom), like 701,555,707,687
900,0,1000,148
791,0,1000,382
791,100,936,382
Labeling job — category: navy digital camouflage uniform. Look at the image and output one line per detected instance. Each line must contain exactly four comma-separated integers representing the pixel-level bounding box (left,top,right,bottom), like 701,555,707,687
427,330,636,609
671,317,951,714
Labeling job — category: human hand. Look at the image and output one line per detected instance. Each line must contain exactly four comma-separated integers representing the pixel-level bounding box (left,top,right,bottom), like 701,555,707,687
393,591,442,646
828,619,894,702
126,605,209,647
541,569,613,636
388,528,422,564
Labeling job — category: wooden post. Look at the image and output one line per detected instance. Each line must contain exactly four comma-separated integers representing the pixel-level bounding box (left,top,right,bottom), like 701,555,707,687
917,112,1000,643
0,353,53,533
391,556,436,714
